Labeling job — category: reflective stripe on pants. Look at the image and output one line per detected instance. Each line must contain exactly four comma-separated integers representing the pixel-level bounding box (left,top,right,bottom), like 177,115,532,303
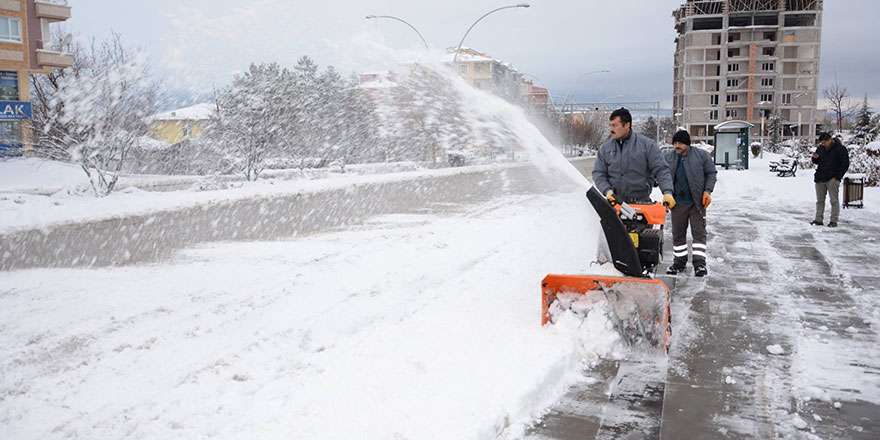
670,202,707,266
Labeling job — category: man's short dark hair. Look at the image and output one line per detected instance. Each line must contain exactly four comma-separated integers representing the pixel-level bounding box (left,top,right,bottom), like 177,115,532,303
818,132,832,141
609,108,632,126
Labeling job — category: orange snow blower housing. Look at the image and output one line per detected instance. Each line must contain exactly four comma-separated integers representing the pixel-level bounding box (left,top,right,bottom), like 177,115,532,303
542,187,671,353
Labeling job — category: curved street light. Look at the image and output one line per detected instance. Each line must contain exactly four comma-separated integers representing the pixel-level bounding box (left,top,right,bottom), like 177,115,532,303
560,69,610,111
452,3,529,64
366,15,429,50
599,94,624,103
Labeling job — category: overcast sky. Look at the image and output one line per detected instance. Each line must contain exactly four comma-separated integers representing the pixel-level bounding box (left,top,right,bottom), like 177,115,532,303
65,0,880,111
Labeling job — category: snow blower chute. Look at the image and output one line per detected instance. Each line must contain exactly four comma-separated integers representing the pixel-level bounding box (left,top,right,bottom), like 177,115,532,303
542,186,671,353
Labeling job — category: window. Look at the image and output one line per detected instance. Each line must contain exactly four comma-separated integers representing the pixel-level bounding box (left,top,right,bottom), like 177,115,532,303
728,32,740,43
0,17,21,43
710,95,719,106
728,47,741,57
764,31,777,41
762,47,776,56
727,78,739,88
182,124,192,138
761,78,774,87
727,94,739,103
728,63,740,72
708,110,718,120
726,109,738,118
761,62,775,71
782,93,791,105
473,64,483,73
760,93,773,102
458,65,467,73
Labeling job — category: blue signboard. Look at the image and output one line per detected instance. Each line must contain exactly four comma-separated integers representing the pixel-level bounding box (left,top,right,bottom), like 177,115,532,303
0,71,18,101
0,101,32,120
0,143,22,157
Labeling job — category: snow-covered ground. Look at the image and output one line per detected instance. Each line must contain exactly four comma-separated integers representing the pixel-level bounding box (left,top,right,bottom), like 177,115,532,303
0,184,621,439
1,152,879,438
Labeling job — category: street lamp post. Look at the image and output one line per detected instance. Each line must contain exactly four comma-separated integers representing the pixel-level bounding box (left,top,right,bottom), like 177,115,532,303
452,3,530,65
560,69,610,113
793,92,808,148
757,100,771,158
599,94,624,105
366,15,429,50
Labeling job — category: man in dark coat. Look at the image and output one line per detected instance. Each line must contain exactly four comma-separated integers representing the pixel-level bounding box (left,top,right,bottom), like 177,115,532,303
592,108,675,206
664,130,717,277
810,133,850,228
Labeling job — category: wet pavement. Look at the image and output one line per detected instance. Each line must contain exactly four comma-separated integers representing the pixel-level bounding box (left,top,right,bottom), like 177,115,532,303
526,198,880,439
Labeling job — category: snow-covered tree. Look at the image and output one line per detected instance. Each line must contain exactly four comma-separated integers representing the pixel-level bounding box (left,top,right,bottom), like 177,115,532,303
30,32,158,196
390,66,467,164
848,144,880,186
210,62,288,180
639,116,658,141
852,95,877,144
767,113,783,153
658,116,677,144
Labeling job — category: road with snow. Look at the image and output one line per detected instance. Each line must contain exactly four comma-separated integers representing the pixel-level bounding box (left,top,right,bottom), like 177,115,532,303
1,156,879,439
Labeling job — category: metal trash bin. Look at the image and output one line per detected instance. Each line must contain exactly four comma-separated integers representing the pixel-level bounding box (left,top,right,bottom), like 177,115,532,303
843,175,865,209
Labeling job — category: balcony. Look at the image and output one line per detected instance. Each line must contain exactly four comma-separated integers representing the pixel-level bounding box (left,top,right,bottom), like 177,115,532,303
0,0,20,12
35,1,71,22
36,49,73,68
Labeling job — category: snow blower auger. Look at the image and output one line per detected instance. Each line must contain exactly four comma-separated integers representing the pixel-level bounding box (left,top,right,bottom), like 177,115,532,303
542,186,671,354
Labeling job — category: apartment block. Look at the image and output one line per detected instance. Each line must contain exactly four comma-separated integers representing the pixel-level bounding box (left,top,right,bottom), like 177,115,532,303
0,0,72,154
448,47,523,103
672,0,823,145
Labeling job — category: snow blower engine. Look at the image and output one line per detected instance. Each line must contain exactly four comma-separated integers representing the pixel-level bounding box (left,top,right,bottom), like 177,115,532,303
613,197,665,275
541,186,671,353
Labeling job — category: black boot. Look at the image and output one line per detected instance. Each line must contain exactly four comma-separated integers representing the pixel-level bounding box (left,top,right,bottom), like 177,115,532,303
666,263,687,275
694,265,708,277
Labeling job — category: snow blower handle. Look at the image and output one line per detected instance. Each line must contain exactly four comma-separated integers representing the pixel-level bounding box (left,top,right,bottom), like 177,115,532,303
605,190,617,206
662,194,676,210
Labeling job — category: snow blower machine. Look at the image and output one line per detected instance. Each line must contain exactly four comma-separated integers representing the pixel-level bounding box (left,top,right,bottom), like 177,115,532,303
542,186,671,353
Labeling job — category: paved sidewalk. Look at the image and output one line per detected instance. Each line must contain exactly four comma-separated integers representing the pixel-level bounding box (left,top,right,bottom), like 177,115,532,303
527,197,880,439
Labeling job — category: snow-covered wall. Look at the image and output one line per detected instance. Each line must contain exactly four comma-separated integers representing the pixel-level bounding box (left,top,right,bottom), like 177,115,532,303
1,159,593,270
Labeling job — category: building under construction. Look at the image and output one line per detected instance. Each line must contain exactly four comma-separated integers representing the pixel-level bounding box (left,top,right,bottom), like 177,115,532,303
672,0,823,146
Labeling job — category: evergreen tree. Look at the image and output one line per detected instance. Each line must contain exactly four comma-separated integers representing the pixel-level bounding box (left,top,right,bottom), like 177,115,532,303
853,94,875,144
639,116,658,141
768,113,783,152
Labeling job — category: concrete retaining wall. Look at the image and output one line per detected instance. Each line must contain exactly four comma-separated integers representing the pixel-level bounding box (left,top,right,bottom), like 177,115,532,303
0,158,593,270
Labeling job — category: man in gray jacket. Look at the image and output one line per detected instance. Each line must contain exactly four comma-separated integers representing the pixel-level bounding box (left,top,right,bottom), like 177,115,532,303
664,130,717,277
592,108,675,206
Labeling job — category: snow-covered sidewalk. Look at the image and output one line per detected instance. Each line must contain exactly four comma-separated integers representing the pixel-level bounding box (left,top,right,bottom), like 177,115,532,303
661,155,880,438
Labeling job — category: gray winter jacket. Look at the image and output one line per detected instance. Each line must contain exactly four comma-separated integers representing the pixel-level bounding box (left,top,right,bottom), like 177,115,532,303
592,131,673,202
664,146,718,214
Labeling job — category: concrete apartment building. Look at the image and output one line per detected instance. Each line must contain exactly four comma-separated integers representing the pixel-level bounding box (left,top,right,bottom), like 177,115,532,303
672,0,823,146
448,47,523,103
0,0,72,154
